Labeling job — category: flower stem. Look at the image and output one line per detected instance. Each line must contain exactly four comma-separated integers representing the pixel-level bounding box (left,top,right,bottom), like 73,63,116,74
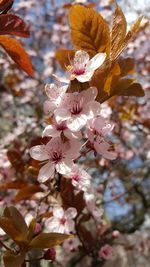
73,148,93,161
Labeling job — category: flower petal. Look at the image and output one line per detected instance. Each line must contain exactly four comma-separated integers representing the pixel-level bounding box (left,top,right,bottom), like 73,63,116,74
30,145,49,161
76,70,94,82
74,50,90,68
86,52,106,71
67,114,87,131
65,207,77,219
42,125,60,138
56,159,73,175
64,129,82,140
38,162,55,183
54,108,71,123
53,206,64,218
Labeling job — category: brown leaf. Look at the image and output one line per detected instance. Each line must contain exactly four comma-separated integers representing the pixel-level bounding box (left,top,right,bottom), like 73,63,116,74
3,251,26,267
69,4,110,57
0,36,34,76
0,0,13,12
124,16,143,44
7,149,24,173
118,57,136,76
29,233,72,250
61,178,85,213
110,4,127,60
56,49,75,70
27,218,36,242
3,206,28,243
0,181,26,190
14,185,43,203
114,82,145,97
0,14,30,37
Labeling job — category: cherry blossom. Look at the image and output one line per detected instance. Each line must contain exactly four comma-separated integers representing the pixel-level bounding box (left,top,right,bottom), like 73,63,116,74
54,50,106,83
43,83,68,114
64,165,91,191
63,237,80,251
29,137,80,182
86,116,117,160
45,206,77,234
84,192,103,222
54,87,101,131
98,244,113,260
42,118,82,140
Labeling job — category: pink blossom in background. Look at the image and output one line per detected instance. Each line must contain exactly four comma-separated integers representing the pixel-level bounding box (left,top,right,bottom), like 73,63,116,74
99,244,113,260
30,137,80,182
54,87,101,131
64,165,91,192
45,206,77,234
85,198,103,222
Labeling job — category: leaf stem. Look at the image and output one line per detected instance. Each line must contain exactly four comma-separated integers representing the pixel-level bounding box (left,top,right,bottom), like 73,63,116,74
0,239,14,252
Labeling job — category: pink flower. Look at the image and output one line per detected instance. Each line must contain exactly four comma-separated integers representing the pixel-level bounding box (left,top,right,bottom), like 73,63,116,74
43,83,68,114
29,137,80,182
64,165,91,191
54,50,106,83
84,193,103,222
42,118,82,140
99,244,113,260
86,116,116,160
45,206,77,234
54,87,101,131
63,237,80,251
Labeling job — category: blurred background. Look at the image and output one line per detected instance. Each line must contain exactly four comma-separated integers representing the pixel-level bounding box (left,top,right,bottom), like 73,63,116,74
0,0,150,266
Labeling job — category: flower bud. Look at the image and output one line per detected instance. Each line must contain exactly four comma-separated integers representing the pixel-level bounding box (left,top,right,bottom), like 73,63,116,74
112,230,120,239
34,223,42,235
44,248,56,261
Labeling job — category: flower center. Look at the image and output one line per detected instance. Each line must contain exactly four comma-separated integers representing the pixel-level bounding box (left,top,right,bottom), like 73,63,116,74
70,102,82,115
60,217,66,225
51,151,62,163
72,174,80,182
56,122,67,131
73,68,85,75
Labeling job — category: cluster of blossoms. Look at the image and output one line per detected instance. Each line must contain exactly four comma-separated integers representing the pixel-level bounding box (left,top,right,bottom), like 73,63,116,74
30,50,116,240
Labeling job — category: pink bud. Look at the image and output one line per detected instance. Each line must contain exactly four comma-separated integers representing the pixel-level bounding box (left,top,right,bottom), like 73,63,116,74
34,223,42,235
112,230,120,238
44,248,56,261
98,244,113,260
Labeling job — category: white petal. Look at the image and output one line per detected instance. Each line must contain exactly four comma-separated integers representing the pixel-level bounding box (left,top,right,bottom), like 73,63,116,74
54,108,71,123
52,74,70,84
65,220,75,233
53,206,64,218
45,217,60,232
81,87,98,102
67,114,87,131
38,162,55,183
76,71,94,82
86,52,106,71
30,145,49,161
42,125,60,138
84,101,101,120
65,140,81,158
64,129,82,140
74,50,90,67
56,159,73,175
43,100,56,114
65,207,77,219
